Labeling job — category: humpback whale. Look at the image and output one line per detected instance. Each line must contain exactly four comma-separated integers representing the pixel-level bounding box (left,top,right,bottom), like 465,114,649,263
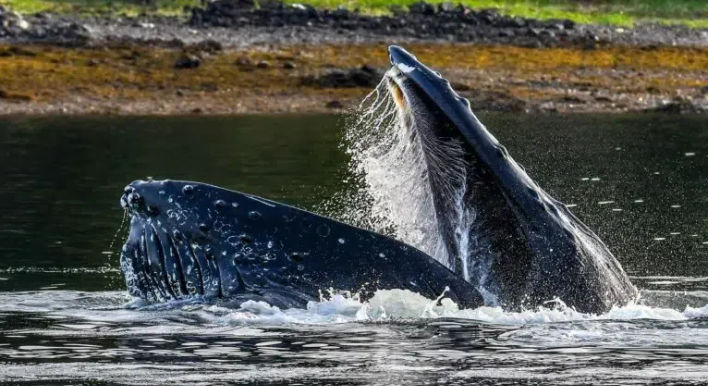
378,46,637,312
120,180,483,309
119,46,637,314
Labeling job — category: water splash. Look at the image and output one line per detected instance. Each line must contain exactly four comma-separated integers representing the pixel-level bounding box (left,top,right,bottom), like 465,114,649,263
1,289,706,385
1,289,706,327
325,76,446,266
320,72,494,302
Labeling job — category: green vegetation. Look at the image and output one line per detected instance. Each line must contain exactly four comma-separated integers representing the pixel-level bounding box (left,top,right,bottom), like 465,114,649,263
3,0,707,27
297,0,708,27
2,0,199,16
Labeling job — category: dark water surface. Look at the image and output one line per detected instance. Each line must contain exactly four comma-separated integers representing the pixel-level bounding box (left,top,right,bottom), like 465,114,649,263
0,114,706,385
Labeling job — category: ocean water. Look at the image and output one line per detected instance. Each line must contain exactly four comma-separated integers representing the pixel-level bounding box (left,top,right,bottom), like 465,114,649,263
0,113,706,384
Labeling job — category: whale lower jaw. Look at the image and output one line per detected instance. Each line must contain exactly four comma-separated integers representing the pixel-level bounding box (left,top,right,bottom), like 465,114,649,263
119,179,485,309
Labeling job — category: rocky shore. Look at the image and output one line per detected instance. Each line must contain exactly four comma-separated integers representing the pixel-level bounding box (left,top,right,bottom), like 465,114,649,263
2,1,707,49
0,1,706,115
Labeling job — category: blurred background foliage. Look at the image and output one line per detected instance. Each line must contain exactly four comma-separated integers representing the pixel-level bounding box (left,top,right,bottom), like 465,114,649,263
3,0,707,27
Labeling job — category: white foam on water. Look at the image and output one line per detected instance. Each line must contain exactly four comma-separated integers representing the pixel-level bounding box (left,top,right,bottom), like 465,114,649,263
1,290,706,328
1,290,707,385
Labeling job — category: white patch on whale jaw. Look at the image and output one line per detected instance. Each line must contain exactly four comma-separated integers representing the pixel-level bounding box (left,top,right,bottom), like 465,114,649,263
396,63,416,74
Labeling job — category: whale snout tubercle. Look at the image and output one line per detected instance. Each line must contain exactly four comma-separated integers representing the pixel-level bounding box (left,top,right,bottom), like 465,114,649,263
120,180,161,216
120,185,141,211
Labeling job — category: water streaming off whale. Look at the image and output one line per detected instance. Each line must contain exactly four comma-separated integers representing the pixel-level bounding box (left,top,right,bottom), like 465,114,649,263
326,47,639,312
335,76,477,283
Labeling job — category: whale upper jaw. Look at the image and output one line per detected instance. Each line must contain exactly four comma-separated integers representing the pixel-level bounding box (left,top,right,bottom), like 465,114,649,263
383,45,638,313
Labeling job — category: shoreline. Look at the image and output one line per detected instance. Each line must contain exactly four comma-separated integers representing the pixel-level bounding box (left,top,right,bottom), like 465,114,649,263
0,43,705,115
0,2,706,115
0,43,706,115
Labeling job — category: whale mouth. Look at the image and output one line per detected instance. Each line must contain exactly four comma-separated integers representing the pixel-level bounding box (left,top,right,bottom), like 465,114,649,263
121,208,200,302
378,46,560,303
120,180,242,302
342,45,637,311
380,47,516,284
119,179,486,308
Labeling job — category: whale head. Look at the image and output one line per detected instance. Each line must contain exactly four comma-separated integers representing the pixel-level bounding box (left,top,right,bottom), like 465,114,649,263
378,45,638,312
119,179,484,308
120,180,253,302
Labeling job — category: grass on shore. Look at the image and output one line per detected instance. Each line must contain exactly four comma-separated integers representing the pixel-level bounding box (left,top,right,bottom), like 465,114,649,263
2,0,198,16
2,0,707,28
307,0,708,27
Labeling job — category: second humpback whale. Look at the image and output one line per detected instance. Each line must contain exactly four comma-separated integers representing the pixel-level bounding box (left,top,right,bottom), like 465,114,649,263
119,46,638,314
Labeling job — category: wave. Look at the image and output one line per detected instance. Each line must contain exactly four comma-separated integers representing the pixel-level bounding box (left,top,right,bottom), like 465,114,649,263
0,289,705,328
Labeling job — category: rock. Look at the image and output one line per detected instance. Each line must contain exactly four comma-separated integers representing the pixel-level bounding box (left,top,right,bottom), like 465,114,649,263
15,16,30,30
438,2,455,13
283,61,296,69
561,95,585,103
190,0,258,26
389,5,405,16
332,6,350,19
646,98,705,114
290,3,319,18
545,19,566,30
0,46,36,57
455,4,471,15
201,82,218,91
183,0,622,48
0,89,34,101
33,11,51,20
256,60,270,68
326,100,344,109
302,65,381,88
259,0,285,10
174,54,201,69
478,9,501,24
135,21,155,29
63,23,92,41
1,9,31,33
235,56,253,66
451,82,471,91
191,39,223,53
409,1,436,15
498,29,515,38
502,17,526,28
218,0,256,10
